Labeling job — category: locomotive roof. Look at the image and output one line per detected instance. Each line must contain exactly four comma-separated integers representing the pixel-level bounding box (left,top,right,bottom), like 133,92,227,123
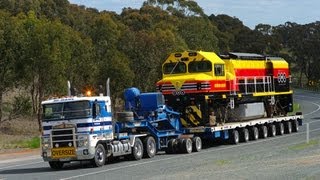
220,52,286,61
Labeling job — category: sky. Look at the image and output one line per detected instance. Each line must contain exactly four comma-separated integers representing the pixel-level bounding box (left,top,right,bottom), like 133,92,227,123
68,0,320,29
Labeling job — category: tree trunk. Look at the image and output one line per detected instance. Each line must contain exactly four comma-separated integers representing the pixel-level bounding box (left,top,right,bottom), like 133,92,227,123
37,83,43,133
0,90,2,122
299,68,303,87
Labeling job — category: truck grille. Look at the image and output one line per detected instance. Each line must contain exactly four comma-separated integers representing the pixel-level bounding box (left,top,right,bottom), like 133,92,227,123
51,128,76,148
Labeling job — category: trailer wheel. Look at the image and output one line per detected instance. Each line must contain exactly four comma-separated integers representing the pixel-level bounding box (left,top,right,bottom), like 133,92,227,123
181,138,192,153
259,125,268,139
268,124,276,137
49,161,64,170
165,139,177,154
285,121,292,134
292,119,299,132
143,136,156,158
192,136,202,152
92,144,106,167
250,127,259,140
276,122,284,135
132,138,143,160
240,128,249,142
230,130,239,144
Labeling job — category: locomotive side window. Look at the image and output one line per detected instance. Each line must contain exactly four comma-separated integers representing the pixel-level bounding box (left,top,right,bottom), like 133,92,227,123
163,62,186,74
188,60,212,73
214,64,225,76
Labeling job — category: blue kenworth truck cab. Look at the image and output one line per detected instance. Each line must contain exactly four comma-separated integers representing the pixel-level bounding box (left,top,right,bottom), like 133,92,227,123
41,88,194,169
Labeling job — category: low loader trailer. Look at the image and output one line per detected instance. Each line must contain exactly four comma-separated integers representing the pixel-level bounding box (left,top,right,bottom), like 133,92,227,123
41,87,303,169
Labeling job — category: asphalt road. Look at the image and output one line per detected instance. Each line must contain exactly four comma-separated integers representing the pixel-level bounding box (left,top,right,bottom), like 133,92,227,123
1,89,320,180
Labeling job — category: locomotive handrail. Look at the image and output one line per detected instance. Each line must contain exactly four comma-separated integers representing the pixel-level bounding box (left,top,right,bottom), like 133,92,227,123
230,76,273,95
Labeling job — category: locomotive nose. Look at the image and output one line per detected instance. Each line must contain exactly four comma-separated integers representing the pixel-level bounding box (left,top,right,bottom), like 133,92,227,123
171,80,184,90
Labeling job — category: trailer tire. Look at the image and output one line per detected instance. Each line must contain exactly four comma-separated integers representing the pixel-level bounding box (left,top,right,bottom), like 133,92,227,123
276,122,284,135
131,138,143,160
165,139,177,154
143,136,156,158
285,121,292,134
268,124,276,137
49,161,64,170
181,138,193,154
230,130,239,144
92,144,106,167
250,127,259,140
192,136,202,152
292,119,299,132
240,128,249,142
259,125,268,139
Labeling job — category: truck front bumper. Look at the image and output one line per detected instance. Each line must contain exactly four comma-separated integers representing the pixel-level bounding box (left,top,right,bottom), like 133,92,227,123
42,146,96,162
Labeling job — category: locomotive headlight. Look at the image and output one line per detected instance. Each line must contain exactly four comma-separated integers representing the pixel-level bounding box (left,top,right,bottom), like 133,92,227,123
77,135,88,147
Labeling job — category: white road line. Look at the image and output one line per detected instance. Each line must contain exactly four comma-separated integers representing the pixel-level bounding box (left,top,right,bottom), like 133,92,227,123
295,96,320,116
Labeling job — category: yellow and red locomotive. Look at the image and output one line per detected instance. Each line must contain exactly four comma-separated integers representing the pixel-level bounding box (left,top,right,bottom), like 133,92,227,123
156,51,293,127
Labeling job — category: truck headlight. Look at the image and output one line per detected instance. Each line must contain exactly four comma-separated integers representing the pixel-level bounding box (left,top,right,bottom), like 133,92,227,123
77,135,88,147
41,137,51,150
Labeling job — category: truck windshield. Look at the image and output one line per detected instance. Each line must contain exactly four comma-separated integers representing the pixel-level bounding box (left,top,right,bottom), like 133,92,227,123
163,62,186,74
43,101,91,121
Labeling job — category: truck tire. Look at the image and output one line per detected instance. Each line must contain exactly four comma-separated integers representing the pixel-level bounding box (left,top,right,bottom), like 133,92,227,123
292,119,299,132
165,139,177,154
181,138,192,154
276,122,284,135
259,125,268,139
268,124,276,137
143,136,156,158
92,144,106,167
240,128,249,142
229,130,239,144
131,137,143,160
250,126,259,140
49,161,64,170
285,121,292,134
192,136,202,152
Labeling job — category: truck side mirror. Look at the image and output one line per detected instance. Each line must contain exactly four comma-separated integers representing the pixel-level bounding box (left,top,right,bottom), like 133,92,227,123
92,100,100,119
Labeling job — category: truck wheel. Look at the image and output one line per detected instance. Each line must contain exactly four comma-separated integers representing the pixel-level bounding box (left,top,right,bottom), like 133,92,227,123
268,124,276,137
230,130,239,144
143,136,156,158
240,128,249,142
132,137,143,160
49,161,64,170
192,136,202,152
276,122,284,135
250,127,259,140
259,125,268,139
92,144,106,167
181,138,192,153
292,119,299,132
165,139,177,154
285,121,292,134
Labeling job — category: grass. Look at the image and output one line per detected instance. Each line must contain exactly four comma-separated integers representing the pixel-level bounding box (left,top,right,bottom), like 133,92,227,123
0,135,40,149
215,159,231,166
288,103,301,115
19,136,40,149
0,117,40,151
288,139,319,151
